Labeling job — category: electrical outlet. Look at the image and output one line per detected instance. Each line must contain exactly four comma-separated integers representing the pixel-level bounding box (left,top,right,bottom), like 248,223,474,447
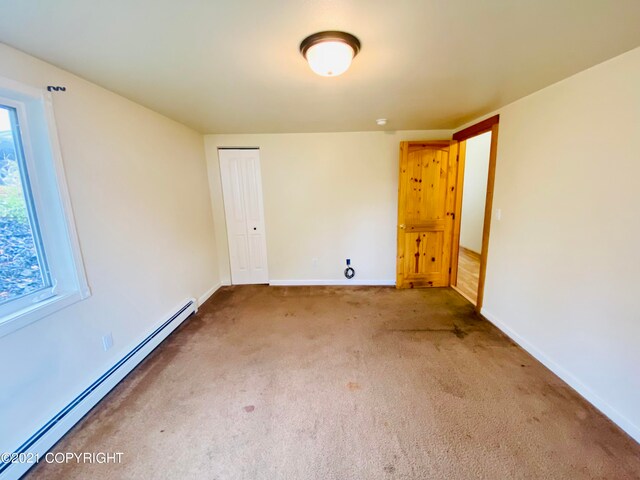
495,208,502,221
312,257,319,268
102,333,113,352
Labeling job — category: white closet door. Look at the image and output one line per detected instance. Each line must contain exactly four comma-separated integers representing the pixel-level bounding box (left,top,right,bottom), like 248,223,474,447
219,149,269,284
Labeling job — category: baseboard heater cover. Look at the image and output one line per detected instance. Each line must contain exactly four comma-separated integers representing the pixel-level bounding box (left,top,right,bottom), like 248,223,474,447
0,298,196,480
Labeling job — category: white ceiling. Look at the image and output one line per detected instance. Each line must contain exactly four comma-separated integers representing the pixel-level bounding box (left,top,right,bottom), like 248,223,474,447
1,0,639,134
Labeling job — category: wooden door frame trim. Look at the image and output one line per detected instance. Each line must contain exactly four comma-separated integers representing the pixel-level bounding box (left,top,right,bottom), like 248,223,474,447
476,123,499,311
452,114,500,142
450,118,500,312
449,140,466,287
395,142,409,288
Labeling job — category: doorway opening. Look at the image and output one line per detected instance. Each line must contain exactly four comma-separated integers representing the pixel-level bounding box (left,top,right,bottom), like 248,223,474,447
450,116,499,311
453,132,491,304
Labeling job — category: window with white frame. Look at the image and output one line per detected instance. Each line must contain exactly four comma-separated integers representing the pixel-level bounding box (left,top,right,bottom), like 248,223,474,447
0,77,89,337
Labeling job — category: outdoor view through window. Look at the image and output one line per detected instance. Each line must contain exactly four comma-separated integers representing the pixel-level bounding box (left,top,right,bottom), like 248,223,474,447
0,105,49,306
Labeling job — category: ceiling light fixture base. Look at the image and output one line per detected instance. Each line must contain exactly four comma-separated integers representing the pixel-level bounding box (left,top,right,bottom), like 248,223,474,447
299,31,361,58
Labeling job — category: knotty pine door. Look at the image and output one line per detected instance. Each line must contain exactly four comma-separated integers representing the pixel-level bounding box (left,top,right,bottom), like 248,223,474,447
396,141,459,288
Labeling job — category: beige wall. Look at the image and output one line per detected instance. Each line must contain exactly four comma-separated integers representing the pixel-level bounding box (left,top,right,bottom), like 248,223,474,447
205,130,451,285
459,131,491,253
0,44,219,453
467,46,640,442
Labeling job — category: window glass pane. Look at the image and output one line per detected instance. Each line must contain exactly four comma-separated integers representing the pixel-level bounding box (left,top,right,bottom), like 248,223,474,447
0,105,50,305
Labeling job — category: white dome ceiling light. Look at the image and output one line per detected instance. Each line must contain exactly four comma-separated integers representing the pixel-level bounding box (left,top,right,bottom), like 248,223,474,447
300,31,361,77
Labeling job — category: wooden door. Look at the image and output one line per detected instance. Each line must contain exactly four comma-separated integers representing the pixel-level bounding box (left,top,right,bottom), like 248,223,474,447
219,148,269,285
396,141,459,288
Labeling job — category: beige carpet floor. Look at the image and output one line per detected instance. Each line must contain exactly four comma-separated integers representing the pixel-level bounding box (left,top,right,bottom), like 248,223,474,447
27,286,640,479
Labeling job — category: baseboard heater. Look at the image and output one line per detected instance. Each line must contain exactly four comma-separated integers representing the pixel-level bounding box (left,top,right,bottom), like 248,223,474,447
1,298,197,480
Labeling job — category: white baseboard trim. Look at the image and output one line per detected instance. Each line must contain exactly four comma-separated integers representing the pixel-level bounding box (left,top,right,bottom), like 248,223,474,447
481,308,640,444
269,279,396,287
1,299,197,480
197,283,223,308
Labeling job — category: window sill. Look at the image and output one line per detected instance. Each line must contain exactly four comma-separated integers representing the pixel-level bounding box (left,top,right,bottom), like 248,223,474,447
0,288,90,338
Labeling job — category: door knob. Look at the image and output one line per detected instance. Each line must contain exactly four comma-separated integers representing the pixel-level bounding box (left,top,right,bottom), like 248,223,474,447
399,224,405,229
